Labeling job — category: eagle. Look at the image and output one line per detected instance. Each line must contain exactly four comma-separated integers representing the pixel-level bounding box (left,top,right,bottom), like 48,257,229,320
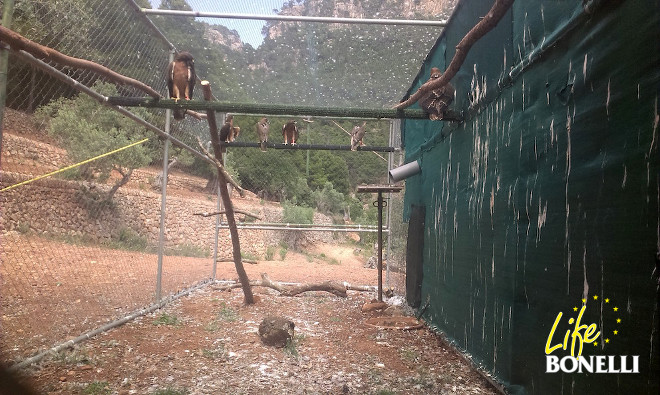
219,115,240,153
419,67,455,121
350,121,367,151
282,120,299,145
166,51,196,120
256,117,270,152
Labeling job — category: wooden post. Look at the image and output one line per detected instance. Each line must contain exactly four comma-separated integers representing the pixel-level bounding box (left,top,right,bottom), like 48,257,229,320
200,80,254,305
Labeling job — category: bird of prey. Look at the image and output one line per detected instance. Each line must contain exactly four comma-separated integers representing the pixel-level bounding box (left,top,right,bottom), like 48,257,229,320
166,51,196,120
350,121,367,151
256,117,270,151
282,120,299,145
219,115,240,153
419,67,455,121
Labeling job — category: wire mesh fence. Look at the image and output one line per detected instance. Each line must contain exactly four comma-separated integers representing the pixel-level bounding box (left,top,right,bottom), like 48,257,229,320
0,0,411,367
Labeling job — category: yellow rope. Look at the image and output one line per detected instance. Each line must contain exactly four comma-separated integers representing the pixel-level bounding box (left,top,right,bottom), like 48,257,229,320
0,137,150,192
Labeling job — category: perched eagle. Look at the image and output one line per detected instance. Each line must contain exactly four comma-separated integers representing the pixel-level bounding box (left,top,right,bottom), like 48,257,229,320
166,51,196,120
350,121,367,151
219,115,240,153
282,120,299,145
419,67,455,121
256,117,270,152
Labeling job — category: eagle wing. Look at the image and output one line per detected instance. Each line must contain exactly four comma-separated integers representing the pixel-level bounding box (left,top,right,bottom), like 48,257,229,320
187,61,196,99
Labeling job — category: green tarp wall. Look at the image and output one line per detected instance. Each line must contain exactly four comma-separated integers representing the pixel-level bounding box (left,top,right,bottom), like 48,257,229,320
400,0,659,393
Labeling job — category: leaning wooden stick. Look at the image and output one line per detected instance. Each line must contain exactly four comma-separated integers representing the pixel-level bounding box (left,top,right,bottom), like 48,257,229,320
201,80,254,305
394,0,515,110
194,210,262,220
195,135,245,197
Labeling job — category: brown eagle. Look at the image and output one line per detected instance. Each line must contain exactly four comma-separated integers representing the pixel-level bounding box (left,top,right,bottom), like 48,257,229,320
167,51,196,120
419,67,455,120
219,115,240,153
350,121,367,151
256,117,270,151
282,120,298,145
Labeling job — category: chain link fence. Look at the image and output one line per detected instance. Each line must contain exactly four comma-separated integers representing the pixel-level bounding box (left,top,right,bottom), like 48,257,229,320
0,0,407,367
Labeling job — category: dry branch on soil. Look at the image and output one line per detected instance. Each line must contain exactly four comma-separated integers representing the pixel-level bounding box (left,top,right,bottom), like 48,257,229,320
213,273,377,297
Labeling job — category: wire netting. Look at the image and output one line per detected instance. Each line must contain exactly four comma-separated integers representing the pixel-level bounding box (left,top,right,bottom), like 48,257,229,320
0,0,434,366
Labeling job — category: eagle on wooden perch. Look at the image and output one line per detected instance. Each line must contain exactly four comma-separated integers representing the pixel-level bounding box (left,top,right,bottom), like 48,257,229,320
167,51,196,120
282,120,299,145
256,117,270,152
219,115,241,153
419,67,455,120
350,121,367,151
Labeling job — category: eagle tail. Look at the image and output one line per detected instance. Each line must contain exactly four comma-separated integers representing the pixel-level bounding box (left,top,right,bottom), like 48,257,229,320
173,108,185,121
260,141,267,152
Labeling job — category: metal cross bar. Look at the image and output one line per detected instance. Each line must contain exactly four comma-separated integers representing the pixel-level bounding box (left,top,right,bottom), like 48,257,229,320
141,9,448,27
221,141,398,152
106,97,443,120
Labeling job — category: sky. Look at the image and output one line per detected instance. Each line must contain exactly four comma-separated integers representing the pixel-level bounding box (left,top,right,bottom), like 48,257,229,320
149,0,289,48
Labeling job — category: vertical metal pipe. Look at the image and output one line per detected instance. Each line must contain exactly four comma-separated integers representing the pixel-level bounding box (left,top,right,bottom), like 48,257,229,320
0,0,15,165
377,191,384,301
385,120,394,289
156,50,175,301
212,182,221,279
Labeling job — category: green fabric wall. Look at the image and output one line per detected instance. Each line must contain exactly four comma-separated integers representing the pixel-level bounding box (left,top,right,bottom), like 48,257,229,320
401,1,659,393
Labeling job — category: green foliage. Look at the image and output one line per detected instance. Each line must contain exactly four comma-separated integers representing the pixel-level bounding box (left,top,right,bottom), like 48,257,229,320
35,83,157,199
153,313,180,326
312,182,346,215
112,227,150,252
278,245,288,260
282,201,314,224
164,243,209,258
265,246,276,260
218,303,239,322
82,381,111,395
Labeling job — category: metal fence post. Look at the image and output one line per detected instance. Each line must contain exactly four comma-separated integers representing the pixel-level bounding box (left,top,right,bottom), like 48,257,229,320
0,0,15,165
156,50,175,302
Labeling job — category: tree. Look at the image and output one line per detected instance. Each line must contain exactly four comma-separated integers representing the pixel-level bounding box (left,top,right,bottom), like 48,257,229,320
36,82,157,201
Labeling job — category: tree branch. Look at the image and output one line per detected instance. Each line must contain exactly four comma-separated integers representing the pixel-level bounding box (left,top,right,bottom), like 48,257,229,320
201,80,254,305
195,135,245,197
194,210,263,220
394,0,515,110
0,26,161,99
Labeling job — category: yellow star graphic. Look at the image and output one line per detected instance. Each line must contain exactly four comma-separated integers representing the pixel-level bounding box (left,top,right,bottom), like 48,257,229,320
613,306,618,312
605,298,610,303
616,318,621,323
613,330,618,335
573,307,578,311
593,295,598,300
594,342,598,346
582,298,586,303
605,338,610,343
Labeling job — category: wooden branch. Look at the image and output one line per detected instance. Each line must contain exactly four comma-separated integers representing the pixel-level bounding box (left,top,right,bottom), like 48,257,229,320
185,110,207,121
0,26,160,99
195,135,245,197
394,0,515,110
201,80,254,305
212,276,377,297
260,273,347,298
194,210,263,220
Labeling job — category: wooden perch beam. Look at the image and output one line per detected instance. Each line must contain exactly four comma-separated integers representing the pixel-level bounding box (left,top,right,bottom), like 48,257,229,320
394,0,515,110
106,96,464,121
0,26,160,99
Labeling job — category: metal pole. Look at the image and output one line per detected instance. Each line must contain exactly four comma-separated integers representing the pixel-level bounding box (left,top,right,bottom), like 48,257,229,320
0,0,15,165
377,191,384,302
156,50,175,302
212,181,221,279
140,9,448,27
386,120,394,288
